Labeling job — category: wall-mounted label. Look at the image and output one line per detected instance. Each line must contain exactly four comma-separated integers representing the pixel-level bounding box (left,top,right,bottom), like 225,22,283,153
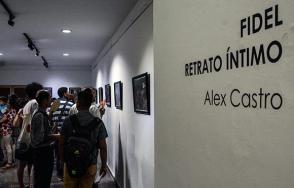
184,4,284,110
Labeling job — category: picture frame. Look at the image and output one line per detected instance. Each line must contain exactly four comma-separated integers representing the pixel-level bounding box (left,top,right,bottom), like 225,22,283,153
132,73,150,115
69,87,81,98
98,87,103,102
105,84,111,107
93,88,98,104
43,87,53,97
114,81,123,110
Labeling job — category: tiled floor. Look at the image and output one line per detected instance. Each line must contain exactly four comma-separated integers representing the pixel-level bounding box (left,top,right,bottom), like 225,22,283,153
0,164,117,188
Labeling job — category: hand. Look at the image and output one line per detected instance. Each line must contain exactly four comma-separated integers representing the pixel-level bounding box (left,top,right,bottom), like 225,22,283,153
17,109,23,115
99,108,105,116
50,100,60,113
99,166,107,177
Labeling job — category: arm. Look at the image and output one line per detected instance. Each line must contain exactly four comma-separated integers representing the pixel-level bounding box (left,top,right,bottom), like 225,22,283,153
13,109,23,127
31,113,45,147
0,115,7,123
98,138,108,176
13,114,22,127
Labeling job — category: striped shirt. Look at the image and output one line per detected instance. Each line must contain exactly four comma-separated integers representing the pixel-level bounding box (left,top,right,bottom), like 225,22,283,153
52,98,74,128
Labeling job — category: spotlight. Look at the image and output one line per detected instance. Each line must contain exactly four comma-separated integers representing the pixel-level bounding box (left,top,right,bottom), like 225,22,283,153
35,49,40,56
0,0,16,27
28,43,34,51
8,19,14,26
43,62,48,68
41,56,49,68
24,33,41,56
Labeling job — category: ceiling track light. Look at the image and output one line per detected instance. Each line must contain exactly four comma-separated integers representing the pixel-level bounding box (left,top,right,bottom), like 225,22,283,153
35,49,40,56
41,56,48,68
0,0,15,27
28,43,34,51
23,33,40,56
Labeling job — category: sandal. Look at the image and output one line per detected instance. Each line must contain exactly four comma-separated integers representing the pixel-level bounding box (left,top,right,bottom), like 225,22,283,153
2,163,13,169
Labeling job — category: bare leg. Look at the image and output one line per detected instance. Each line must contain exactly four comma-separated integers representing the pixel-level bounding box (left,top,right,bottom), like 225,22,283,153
27,163,32,188
17,161,26,188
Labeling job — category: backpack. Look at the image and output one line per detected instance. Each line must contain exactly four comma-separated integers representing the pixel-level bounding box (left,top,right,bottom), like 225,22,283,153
64,114,100,178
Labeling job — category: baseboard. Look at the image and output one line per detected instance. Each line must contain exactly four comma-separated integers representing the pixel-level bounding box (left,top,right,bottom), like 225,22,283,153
107,165,122,188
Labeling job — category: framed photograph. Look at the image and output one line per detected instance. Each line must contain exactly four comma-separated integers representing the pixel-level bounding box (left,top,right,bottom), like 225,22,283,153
132,73,150,115
98,87,103,102
114,81,123,110
69,87,81,97
93,88,98,103
105,84,111,107
44,87,53,97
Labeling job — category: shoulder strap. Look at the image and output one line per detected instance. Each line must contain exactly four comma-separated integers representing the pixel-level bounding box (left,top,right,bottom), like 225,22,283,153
33,110,48,119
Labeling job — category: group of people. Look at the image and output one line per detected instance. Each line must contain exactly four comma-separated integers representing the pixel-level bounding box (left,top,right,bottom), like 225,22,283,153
0,82,108,188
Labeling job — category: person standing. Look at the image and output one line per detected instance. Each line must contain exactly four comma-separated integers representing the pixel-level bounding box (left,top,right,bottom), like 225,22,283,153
60,89,108,188
0,96,8,119
51,87,74,179
0,96,8,165
31,90,55,188
16,82,43,188
0,95,18,169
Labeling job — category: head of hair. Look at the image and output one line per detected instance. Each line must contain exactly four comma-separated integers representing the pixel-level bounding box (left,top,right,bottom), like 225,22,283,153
8,94,18,108
36,90,50,105
0,96,8,103
25,82,43,99
17,98,28,109
77,88,93,108
58,87,68,98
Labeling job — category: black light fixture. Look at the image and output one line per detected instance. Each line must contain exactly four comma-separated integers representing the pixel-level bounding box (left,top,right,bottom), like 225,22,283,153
41,56,48,68
35,49,40,56
28,43,34,51
23,33,40,56
0,0,15,27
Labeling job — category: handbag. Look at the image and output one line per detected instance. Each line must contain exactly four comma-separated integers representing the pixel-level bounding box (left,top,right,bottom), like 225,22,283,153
15,142,32,161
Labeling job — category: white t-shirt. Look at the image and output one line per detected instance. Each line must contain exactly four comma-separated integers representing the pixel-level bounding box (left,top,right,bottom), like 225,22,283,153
69,102,102,118
18,99,38,143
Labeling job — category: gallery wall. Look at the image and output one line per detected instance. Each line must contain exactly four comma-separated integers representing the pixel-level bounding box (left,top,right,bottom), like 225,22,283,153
154,1,294,188
91,1,153,188
0,65,91,98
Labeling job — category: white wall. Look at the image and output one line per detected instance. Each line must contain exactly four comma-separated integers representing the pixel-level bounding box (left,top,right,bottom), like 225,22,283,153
0,65,91,97
155,1,294,188
92,3,153,188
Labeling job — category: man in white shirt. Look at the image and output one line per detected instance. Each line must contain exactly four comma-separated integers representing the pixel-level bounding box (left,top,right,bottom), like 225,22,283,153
69,88,105,118
17,82,43,188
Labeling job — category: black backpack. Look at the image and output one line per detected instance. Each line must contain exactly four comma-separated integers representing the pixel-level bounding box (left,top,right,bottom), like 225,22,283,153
64,114,100,178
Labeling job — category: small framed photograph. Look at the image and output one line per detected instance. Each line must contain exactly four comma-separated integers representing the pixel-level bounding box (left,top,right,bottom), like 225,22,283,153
114,81,123,110
93,88,98,103
132,73,150,115
98,87,103,102
69,87,81,97
43,87,53,97
105,84,111,107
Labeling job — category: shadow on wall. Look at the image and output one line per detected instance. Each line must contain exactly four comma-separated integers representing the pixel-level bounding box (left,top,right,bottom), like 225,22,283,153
116,124,125,187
